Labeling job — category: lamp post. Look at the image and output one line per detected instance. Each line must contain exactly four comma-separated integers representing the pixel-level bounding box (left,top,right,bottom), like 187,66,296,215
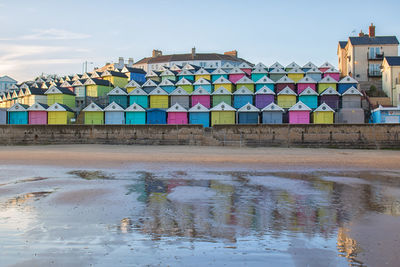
82,61,94,73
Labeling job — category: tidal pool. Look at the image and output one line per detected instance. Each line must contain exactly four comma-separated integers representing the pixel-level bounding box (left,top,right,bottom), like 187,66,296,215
0,165,399,266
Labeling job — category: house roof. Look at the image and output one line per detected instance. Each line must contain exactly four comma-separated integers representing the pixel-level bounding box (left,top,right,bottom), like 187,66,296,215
84,78,113,86
339,41,348,49
134,53,245,65
167,103,187,112
27,102,49,111
299,87,319,96
233,86,253,95
261,102,284,112
125,80,144,88
372,105,400,112
191,87,210,95
107,87,128,96
349,36,399,46
221,62,235,69
175,77,192,85
302,62,318,69
385,56,400,66
286,62,300,69
342,86,363,96
8,103,29,112
314,103,335,112
125,103,146,112
177,69,194,76
255,86,275,95
269,68,286,74
319,76,338,83
251,67,269,74
324,67,340,73
101,70,128,78
270,62,284,69
27,87,46,95
210,101,235,111
188,103,209,112
288,68,305,74
159,79,175,86
142,79,159,87
319,62,335,69
160,69,176,76
44,86,75,95
170,87,189,96
212,87,232,95
104,102,125,112
211,68,227,75
238,103,259,112
122,66,146,74
254,62,267,69
145,70,160,77
128,87,148,96
307,67,322,74
194,68,210,75
229,67,245,75
238,62,252,69
289,101,312,111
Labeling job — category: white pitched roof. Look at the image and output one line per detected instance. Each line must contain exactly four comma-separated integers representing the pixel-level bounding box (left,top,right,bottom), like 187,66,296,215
324,67,340,73
47,103,70,112
238,103,259,112
211,68,227,75
320,87,340,96
177,69,194,76
255,86,275,95
125,80,142,88
255,76,275,84
288,68,305,74
339,76,358,84
319,76,338,83
191,87,210,95
145,70,159,77
8,103,28,112
314,103,335,112
269,68,287,74
44,85,63,94
276,75,295,84
27,102,48,111
307,67,322,74
233,86,253,95
104,102,125,112
286,62,300,69
277,87,297,96
235,76,254,84
270,62,284,69
159,79,175,86
167,103,187,112
319,62,335,69
82,102,104,112
299,87,319,96
342,86,363,96
222,62,234,69
261,102,284,112
107,87,128,96
212,87,232,95
160,69,175,76
189,103,209,112
194,68,210,75
289,101,312,111
61,81,72,87
213,76,232,84
254,62,267,69
182,63,197,70
238,62,252,69
170,64,182,71
128,87,148,96
125,103,146,112
149,87,168,95
297,76,317,84
210,102,236,111
302,62,318,69
142,79,159,87
229,67,245,74
175,77,192,86
72,80,84,86
193,78,211,86
170,86,189,96
251,67,269,74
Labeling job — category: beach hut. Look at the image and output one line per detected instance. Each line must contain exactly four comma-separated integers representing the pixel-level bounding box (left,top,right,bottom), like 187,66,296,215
193,78,212,93
128,87,148,108
251,67,269,82
313,103,335,124
235,76,255,92
167,103,188,124
338,76,358,94
23,87,47,106
371,105,400,123
121,66,147,83
213,76,234,93
288,101,311,124
341,87,363,108
317,76,338,94
319,62,335,73
285,62,301,72
82,102,104,125
287,68,305,83
141,79,159,94
107,87,128,108
71,79,86,99
125,103,146,125
8,103,28,124
159,79,176,94
146,108,167,124
269,68,287,82
297,76,317,94
211,68,228,82
189,103,210,127
0,108,6,124
323,67,341,81
261,103,284,124
212,87,232,107
84,78,113,97
191,87,211,108
101,70,128,88
90,71,102,79
149,87,169,109
104,102,125,124
275,76,296,94
255,76,275,92
221,62,235,73
237,103,259,124
254,62,268,69
320,87,341,110
299,87,319,109
255,86,275,109
27,102,48,125
337,108,365,124
238,62,252,76
160,69,177,82
305,67,322,82
269,62,284,72
175,77,193,94
45,85,76,108
210,102,236,126
170,87,190,109
177,69,195,81
182,63,199,72
302,62,318,73
228,67,246,84
233,86,254,109
47,103,75,125
170,64,182,73
277,87,297,109
145,70,161,82
194,68,211,81
125,80,143,94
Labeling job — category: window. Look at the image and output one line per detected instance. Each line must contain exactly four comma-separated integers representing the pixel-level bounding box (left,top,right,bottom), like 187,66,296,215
369,47,382,59
369,63,381,76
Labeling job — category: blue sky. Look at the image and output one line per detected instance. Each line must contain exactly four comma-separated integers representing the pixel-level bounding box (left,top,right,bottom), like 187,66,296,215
1,0,399,81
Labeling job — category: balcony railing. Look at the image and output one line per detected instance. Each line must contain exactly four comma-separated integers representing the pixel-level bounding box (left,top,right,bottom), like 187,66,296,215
368,70,382,77
368,52,384,60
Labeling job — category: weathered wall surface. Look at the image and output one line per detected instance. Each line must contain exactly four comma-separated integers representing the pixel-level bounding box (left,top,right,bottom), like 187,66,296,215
0,124,400,149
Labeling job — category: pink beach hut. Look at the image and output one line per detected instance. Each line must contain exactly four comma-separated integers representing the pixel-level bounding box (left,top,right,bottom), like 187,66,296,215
191,87,211,108
27,102,49,125
238,62,252,76
167,103,188,124
297,76,317,94
228,67,246,84
319,62,335,73
288,101,311,124
323,67,341,81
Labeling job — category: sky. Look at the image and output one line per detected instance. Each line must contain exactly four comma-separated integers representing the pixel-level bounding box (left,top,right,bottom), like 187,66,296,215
1,0,399,82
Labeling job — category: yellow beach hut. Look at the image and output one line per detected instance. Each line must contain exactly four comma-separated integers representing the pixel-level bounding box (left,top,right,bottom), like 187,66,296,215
125,80,143,94
101,70,128,88
213,76,234,93
317,76,338,94
287,68,305,83
210,101,236,126
47,102,75,125
44,85,76,108
277,87,297,109
313,103,335,124
194,68,211,81
149,87,169,108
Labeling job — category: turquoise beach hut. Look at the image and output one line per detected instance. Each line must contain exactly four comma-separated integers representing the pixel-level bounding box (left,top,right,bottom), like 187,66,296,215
8,103,29,124
251,68,269,84
233,86,254,109
193,78,212,93
211,68,228,82
177,69,194,81
255,76,275,92
125,103,146,125
159,78,176,94
107,87,128,108
128,87,148,108
299,87,319,109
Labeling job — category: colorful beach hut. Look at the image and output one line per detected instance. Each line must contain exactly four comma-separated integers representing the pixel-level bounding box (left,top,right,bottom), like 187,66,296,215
288,101,311,124
167,103,188,125
275,76,295,94
371,105,400,123
269,68,287,82
285,62,301,72
320,87,341,110
305,67,322,82
319,62,335,73
212,87,232,107
238,62,252,76
338,76,358,94
210,102,236,126
341,87,363,108
302,62,318,73
170,87,190,109
255,86,275,109
228,67,246,84
107,87,128,108
146,108,167,124
255,76,275,92
104,102,125,124
193,78,212,93
128,87,148,108
101,70,128,88
0,108,6,124
194,68,211,81
323,67,341,81
27,102,48,124
160,69,177,82
251,67,269,82
297,76,317,94
145,70,161,82
83,102,104,125
233,86,254,109
318,76,338,94
177,69,194,81
191,87,211,108
277,87,297,109
299,87,319,109
125,80,143,93
287,68,305,83
221,62,234,73
125,103,146,125
235,76,255,92
269,62,284,71
159,78,176,94
211,68,228,82
45,85,76,108
313,103,335,124
175,77,193,94
237,103,259,124
149,87,169,109
261,103,284,124
213,76,234,93
84,78,113,97
337,108,365,124
8,103,29,125
189,103,210,127
141,79,159,94
47,103,75,125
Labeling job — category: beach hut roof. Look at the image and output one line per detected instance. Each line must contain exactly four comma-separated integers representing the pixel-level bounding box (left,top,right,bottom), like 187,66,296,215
288,67,305,74
125,80,144,88
47,102,74,112
342,86,363,96
149,87,168,95
289,101,312,111
319,76,338,84
142,79,159,87
251,67,269,74
270,62,284,69
189,103,209,112
72,79,87,86
191,86,211,95
277,86,297,95
8,103,29,112
128,87,148,96
170,86,190,96
84,78,113,87
276,75,295,84
170,64,182,71
255,76,275,84
83,102,104,112
306,67,322,74
160,69,176,76
222,62,234,69
229,67,245,75
339,76,358,84
261,102,284,112
238,62,252,69
372,105,400,112
302,62,318,69
319,62,335,69
210,101,236,111
145,70,160,78
101,70,128,78
212,87,232,95
107,87,128,96
90,71,102,78
182,63,198,71
175,77,193,86
211,68,227,75
324,67,340,73
254,62,267,69
320,87,341,96
27,102,49,111
125,103,146,112
314,103,335,113
167,103,187,112
235,76,254,84
193,78,211,86
233,86,254,95
177,69,194,76
255,86,275,95
159,79,175,86
104,101,125,112
286,62,301,69
60,81,72,87
194,68,210,75
299,87,319,96
81,73,91,79
213,76,232,84
297,76,317,84
238,103,260,112
269,68,287,74
44,85,75,95
18,89,25,97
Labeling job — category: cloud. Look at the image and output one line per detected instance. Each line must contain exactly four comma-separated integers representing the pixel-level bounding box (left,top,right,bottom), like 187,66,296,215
0,28,91,41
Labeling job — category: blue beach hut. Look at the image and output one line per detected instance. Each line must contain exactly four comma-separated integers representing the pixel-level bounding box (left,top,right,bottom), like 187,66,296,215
305,67,322,82
193,78,213,93
159,78,176,94
338,76,358,94
211,68,228,82
261,103,284,124
146,108,167,124
177,69,194,81
104,102,125,124
128,87,148,108
142,79,159,94
233,86,254,109
125,103,146,125
8,103,29,124
302,62,318,73
255,75,275,91
189,103,210,127
237,103,260,124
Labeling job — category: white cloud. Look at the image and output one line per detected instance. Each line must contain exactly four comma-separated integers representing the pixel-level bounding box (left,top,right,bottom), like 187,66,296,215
0,28,91,41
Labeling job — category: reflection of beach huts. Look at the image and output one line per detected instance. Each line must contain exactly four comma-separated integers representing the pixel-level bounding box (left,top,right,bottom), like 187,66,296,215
189,103,210,127
191,87,211,108
8,103,29,125
277,87,297,109
146,108,167,124
237,103,259,124
228,67,246,84
28,102,49,125
323,67,341,81
193,78,212,93
213,76,234,92
313,103,335,124
287,68,304,83
170,87,190,109
149,87,169,109
211,68,228,82
128,87,148,108
299,87,319,109
269,68,287,82
212,87,232,107
210,102,236,126
175,77,193,94
107,87,128,108
275,76,295,94
167,103,188,125
159,78,176,94
371,105,400,123
104,102,125,124
297,76,317,94
47,103,75,125
255,86,275,109
305,67,322,82
233,86,254,109
83,102,104,125
320,87,340,110
288,101,311,124
261,103,284,124
318,76,338,94
341,87,363,108
338,76,358,94
235,76,255,92
125,103,146,125
255,75,275,92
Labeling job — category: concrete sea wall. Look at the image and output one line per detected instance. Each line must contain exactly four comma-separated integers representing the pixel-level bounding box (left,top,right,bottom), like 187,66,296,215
0,124,400,149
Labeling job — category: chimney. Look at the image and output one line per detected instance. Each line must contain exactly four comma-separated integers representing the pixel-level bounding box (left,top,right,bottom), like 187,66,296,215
118,57,124,68
152,49,162,58
359,30,365,37
128,58,134,67
191,47,196,59
224,50,238,58
369,23,375,38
